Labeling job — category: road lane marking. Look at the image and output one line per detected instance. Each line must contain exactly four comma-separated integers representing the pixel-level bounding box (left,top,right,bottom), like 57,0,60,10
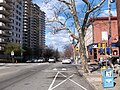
59,72,87,90
47,68,87,90
69,78,87,90
51,74,74,90
53,68,57,71
48,72,59,90
62,68,67,71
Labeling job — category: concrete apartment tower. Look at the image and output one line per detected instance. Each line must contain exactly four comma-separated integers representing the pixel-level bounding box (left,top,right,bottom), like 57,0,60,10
30,3,45,58
10,0,23,47
23,0,32,48
23,1,45,59
0,0,12,55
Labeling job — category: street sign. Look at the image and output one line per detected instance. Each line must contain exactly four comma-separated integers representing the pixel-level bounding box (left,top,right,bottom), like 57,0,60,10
11,51,14,56
102,68,114,88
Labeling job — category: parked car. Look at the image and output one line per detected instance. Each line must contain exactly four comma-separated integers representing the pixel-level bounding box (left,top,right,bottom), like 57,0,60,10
33,59,38,63
48,57,56,63
62,59,71,64
26,60,32,63
38,57,45,63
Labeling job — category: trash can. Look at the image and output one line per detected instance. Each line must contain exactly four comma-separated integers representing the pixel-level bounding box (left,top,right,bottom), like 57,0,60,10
102,68,114,88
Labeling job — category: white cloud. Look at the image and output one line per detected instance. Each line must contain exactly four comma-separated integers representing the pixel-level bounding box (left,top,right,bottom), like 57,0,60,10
46,30,70,51
100,9,117,16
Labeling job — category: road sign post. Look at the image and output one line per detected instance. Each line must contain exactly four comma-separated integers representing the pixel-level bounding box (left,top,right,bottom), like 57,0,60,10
11,51,14,63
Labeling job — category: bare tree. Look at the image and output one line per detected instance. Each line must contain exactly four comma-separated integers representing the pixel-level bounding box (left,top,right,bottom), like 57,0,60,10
63,44,73,58
43,0,105,73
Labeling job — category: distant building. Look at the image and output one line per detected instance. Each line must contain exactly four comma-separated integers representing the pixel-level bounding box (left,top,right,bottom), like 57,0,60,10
22,1,45,59
86,17,119,63
0,0,12,55
9,0,23,47
0,0,45,59
23,0,32,48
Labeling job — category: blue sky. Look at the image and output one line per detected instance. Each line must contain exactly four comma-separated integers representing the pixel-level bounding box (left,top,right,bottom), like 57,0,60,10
33,0,117,52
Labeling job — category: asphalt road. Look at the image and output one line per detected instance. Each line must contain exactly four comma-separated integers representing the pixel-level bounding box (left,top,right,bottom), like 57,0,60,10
0,62,94,90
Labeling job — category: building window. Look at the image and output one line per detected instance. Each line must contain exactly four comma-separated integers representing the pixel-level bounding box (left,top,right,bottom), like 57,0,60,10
19,17,21,21
16,15,18,20
16,5,19,8
99,48,105,55
12,32,14,36
16,10,19,14
12,38,14,42
19,12,21,16
19,7,21,10
12,26,14,29
16,21,18,25
113,50,118,55
19,23,21,26
16,27,18,31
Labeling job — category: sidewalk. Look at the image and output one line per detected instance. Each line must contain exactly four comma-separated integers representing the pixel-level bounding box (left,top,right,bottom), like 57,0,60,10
77,67,120,90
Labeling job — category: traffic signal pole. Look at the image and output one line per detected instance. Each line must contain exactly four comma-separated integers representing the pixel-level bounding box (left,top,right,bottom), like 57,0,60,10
108,0,111,55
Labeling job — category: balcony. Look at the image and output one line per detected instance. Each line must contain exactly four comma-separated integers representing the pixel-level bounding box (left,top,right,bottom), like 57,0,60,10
0,38,8,44
0,30,11,37
0,9,10,16
0,14,10,22
0,22,11,30
0,2,12,9
5,0,13,3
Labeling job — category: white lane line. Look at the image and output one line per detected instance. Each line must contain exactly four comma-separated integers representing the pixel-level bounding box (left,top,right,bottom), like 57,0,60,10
69,79,87,90
59,72,88,90
53,68,57,71
51,74,74,90
62,68,67,71
48,72,59,90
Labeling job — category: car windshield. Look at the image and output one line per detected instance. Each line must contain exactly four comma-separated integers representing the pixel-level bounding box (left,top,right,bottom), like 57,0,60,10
50,57,54,59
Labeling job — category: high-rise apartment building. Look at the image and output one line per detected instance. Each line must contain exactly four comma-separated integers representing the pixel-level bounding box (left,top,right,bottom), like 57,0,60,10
0,0,12,55
39,10,45,49
23,1,45,59
10,0,23,46
23,0,32,48
0,0,45,59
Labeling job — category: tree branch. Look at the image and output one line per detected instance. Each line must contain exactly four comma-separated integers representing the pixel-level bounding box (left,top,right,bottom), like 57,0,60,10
58,0,71,5
82,0,90,10
88,0,105,13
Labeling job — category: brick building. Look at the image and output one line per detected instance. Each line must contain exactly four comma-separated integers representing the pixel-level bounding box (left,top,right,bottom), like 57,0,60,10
86,17,119,63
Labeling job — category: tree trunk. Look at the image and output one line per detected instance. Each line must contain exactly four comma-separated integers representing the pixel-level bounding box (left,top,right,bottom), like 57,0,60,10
78,36,89,73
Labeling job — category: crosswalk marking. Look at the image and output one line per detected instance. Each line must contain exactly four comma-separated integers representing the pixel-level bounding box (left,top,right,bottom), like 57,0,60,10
48,71,87,90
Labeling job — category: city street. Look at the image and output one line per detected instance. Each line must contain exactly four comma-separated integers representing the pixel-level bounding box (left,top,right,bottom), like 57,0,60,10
0,62,94,90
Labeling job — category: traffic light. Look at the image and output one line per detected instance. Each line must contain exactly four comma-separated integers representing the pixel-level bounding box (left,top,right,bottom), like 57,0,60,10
102,42,106,49
75,47,78,51
98,43,101,49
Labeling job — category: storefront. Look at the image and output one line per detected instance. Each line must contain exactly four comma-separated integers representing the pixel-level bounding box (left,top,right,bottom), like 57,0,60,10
87,43,119,63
